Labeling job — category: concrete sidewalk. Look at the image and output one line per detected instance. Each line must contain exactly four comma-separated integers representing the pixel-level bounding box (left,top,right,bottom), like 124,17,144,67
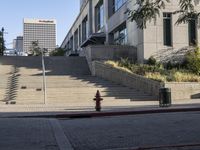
0,99,199,118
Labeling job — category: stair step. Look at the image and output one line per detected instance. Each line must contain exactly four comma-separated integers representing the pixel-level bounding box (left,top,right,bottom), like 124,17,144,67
0,56,155,105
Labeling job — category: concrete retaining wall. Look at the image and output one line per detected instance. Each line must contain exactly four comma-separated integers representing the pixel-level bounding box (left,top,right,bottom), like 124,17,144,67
92,61,163,98
165,83,200,100
82,45,137,61
80,44,137,74
92,61,200,100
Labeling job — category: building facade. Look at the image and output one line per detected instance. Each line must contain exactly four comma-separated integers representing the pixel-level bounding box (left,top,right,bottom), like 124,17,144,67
80,0,88,11
61,0,200,62
23,18,56,55
13,36,23,55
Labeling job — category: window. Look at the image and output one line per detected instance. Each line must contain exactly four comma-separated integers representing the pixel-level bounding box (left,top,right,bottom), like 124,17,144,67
113,0,127,13
78,25,81,46
74,30,78,50
82,16,88,42
188,19,197,46
69,36,73,50
113,25,128,45
95,0,104,32
163,13,172,46
67,42,70,51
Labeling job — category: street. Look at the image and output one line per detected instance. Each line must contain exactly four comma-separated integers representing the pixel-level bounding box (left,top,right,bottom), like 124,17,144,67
0,112,200,150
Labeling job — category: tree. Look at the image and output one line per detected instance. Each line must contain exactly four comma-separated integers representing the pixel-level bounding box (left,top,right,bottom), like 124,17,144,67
29,41,42,56
174,0,200,25
127,0,200,29
49,47,66,56
0,28,5,56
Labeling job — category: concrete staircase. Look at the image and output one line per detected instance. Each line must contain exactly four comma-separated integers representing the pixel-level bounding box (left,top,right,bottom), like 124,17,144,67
0,56,156,106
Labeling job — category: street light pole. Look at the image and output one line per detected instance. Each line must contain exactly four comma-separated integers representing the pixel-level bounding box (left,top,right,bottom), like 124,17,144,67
42,48,47,104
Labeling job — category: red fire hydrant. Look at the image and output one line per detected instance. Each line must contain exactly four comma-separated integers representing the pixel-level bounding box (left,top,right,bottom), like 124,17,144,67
93,90,103,112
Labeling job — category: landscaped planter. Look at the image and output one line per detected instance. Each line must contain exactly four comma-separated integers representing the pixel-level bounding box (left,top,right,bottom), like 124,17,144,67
92,61,200,100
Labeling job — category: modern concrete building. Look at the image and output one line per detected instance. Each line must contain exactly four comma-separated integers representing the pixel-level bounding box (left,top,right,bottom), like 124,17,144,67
61,0,200,62
13,36,23,55
80,0,88,11
23,18,56,55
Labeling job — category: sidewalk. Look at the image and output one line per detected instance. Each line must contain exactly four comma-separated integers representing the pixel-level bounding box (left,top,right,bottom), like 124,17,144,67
0,99,199,118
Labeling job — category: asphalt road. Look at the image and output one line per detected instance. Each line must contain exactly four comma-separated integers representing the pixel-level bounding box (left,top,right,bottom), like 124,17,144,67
0,112,200,150
60,112,200,150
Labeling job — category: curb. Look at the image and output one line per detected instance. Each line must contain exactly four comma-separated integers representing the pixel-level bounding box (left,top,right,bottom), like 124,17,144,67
56,107,200,119
9,106,200,119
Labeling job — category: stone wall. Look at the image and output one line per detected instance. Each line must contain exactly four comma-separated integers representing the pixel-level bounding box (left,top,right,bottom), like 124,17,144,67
92,61,163,98
92,61,200,100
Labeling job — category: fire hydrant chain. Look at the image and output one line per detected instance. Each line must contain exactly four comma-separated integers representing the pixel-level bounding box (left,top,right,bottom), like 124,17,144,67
93,90,103,112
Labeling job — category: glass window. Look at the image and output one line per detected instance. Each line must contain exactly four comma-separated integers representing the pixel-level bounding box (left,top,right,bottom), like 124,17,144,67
113,0,127,13
114,25,128,45
69,36,73,50
95,0,104,32
188,19,197,46
78,25,81,46
82,16,88,42
163,13,172,46
74,30,78,50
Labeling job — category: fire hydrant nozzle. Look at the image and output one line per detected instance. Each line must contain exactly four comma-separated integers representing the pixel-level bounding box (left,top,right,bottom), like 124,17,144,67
93,90,103,112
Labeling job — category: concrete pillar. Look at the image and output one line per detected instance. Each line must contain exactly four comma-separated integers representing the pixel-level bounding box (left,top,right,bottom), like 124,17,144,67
78,24,82,48
104,0,109,45
88,0,93,36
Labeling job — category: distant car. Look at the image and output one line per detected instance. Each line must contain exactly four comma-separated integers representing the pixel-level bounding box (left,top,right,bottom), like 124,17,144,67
3,49,17,56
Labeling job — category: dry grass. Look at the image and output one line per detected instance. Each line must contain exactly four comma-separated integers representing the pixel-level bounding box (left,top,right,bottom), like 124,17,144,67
145,72,167,82
169,71,200,82
105,61,133,74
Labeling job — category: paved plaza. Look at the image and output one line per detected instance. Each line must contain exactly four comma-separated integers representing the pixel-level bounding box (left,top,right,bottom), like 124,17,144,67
0,112,200,150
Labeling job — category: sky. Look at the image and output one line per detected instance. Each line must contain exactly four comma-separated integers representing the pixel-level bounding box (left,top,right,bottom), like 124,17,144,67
0,0,80,48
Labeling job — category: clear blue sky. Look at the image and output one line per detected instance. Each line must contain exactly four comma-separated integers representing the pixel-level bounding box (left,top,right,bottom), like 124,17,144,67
0,0,80,48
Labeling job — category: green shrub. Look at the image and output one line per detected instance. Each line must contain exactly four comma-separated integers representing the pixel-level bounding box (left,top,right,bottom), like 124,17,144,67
118,58,132,69
50,48,66,56
104,59,200,82
186,47,200,75
165,61,173,70
147,56,157,66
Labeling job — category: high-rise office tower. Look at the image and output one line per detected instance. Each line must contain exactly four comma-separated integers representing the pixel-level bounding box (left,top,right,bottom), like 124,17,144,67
23,18,56,55
13,36,23,51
